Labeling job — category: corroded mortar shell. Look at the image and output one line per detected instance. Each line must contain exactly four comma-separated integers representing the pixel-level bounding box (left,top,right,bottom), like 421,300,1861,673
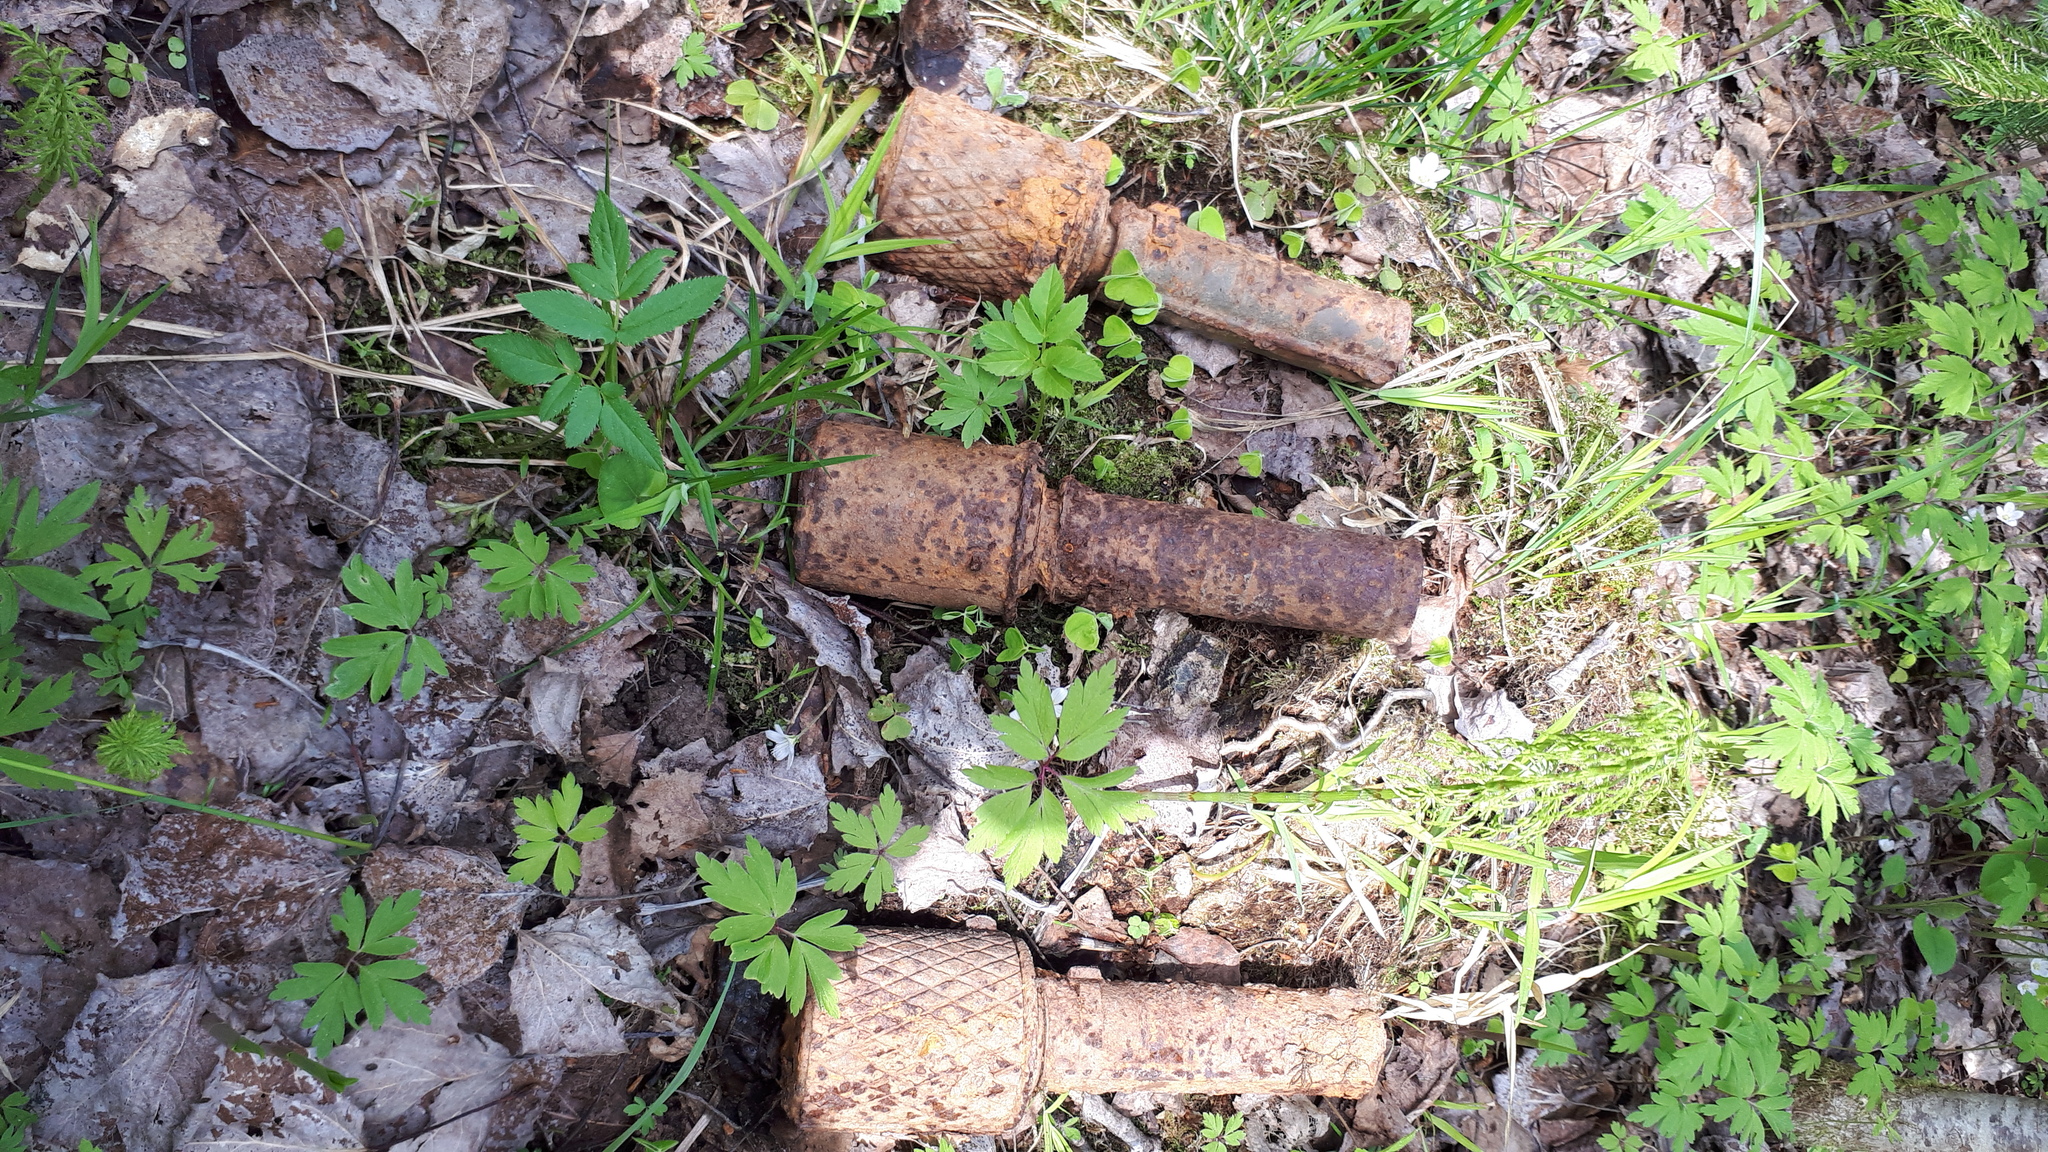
790,419,1424,638
785,928,1388,1134
872,87,1411,384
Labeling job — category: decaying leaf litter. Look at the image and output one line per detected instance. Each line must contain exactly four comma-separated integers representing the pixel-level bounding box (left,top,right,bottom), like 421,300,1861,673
5,0,2048,1147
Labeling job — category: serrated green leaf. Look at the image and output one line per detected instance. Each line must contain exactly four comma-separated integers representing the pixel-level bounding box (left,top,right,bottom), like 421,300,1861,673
616,277,727,345
477,332,577,386
1061,767,1151,836
965,784,1068,887
1054,662,1129,762
519,290,617,342
585,192,631,300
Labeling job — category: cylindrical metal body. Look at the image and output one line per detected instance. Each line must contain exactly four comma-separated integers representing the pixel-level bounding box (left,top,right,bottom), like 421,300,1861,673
873,87,1118,299
785,928,1043,1133
870,88,1411,384
1110,201,1411,386
1038,977,1387,1096
790,420,1423,638
789,420,1054,614
787,929,1387,1134
1050,479,1422,637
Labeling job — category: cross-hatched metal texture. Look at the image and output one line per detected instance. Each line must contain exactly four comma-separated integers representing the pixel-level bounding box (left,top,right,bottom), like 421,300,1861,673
786,927,1040,1133
872,87,1117,300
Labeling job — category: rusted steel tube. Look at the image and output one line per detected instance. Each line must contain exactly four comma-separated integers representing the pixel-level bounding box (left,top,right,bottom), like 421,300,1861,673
1110,200,1410,386
1051,479,1420,636
785,928,1387,1134
790,420,1423,638
871,87,1411,384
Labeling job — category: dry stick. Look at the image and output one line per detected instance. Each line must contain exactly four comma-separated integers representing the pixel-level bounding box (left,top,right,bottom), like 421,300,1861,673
145,363,376,524
45,630,321,710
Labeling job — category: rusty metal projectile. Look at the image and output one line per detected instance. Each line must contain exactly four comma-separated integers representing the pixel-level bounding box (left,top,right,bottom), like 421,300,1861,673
785,928,1388,1134
790,420,1423,638
871,87,1411,384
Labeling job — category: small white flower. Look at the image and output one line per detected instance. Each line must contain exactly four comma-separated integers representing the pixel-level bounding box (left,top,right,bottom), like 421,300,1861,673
2030,957,2048,978
1049,683,1069,715
1878,838,1901,851
2022,979,2042,996
1408,152,1451,189
1996,501,2025,526
765,724,795,762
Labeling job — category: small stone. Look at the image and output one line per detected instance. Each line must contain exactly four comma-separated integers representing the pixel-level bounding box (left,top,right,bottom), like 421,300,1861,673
1154,928,1241,985
964,915,997,931
1183,890,1234,926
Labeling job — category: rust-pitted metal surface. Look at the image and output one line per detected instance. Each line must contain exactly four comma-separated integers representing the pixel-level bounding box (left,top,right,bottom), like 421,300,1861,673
1038,977,1387,1096
869,90,1411,382
872,87,1118,298
790,420,1051,613
786,928,1043,1134
788,930,1388,1133
1111,201,1411,385
1050,479,1423,636
792,421,1423,638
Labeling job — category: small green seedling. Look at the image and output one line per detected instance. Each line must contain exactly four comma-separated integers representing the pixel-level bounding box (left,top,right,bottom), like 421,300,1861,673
102,43,146,98
1099,250,1160,322
510,775,616,894
965,664,1145,885
269,888,429,1057
994,626,1044,663
95,709,183,782
747,610,775,648
724,79,780,130
1162,354,1194,388
82,486,221,698
165,36,186,70
974,265,1115,410
471,523,596,623
320,227,346,252
1165,407,1194,440
1063,606,1112,653
697,836,865,1014
674,30,717,84
867,694,912,740
1282,231,1306,258
321,556,451,703
1199,1112,1245,1152
1189,205,1227,240
1241,179,1278,222
1104,154,1125,185
1238,451,1264,477
1098,314,1144,359
823,785,930,909
985,67,1027,108
1168,47,1203,95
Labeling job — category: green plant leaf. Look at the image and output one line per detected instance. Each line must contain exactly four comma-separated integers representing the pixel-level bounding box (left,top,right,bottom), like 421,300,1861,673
476,331,577,386
823,785,930,909
1911,913,1958,975
616,277,726,345
519,290,617,342
965,780,1067,887
1054,662,1129,762
1061,766,1150,836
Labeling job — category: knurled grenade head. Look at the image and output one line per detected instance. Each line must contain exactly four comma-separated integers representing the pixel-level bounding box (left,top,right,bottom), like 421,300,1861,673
784,928,1389,1135
871,87,1119,299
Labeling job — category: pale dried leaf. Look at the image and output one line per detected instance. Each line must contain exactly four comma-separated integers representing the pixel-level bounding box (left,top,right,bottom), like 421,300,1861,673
361,846,527,990
327,999,513,1151
510,910,679,1057
31,965,222,1152
175,1045,364,1152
